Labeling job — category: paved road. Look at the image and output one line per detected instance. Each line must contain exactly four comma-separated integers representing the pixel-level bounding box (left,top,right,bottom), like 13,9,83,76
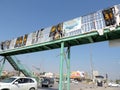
38,82,120,90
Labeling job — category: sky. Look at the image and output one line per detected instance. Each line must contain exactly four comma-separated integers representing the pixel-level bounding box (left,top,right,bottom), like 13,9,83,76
0,0,120,80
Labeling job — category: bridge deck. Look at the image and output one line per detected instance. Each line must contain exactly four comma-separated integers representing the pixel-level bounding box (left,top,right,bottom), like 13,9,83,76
0,26,120,56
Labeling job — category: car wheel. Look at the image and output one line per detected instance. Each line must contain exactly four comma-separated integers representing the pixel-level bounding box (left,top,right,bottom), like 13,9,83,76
48,84,51,87
29,87,35,90
42,85,44,87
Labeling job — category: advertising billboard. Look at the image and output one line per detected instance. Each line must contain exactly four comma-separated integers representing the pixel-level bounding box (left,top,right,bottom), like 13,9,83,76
49,23,63,40
14,34,28,48
102,7,116,26
0,40,11,50
9,38,17,49
81,10,106,35
63,17,82,37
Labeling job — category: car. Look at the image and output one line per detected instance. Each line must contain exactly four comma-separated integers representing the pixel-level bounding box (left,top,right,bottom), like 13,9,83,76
108,82,120,87
0,76,37,90
41,77,54,87
71,80,79,84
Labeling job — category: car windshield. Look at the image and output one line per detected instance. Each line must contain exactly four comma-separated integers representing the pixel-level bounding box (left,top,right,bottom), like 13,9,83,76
0,78,16,83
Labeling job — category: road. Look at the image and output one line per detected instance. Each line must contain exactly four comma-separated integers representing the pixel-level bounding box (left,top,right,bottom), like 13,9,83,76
38,82,120,90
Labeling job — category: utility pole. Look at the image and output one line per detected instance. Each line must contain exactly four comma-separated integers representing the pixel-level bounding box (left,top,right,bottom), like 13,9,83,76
89,46,94,82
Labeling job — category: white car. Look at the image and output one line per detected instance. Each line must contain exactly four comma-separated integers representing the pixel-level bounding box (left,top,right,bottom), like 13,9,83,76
71,80,79,84
0,76,37,90
108,82,120,87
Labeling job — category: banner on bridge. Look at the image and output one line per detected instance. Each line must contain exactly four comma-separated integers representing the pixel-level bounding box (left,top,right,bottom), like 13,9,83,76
0,4,120,51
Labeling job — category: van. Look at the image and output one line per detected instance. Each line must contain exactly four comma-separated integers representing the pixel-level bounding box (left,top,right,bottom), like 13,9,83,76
41,77,54,87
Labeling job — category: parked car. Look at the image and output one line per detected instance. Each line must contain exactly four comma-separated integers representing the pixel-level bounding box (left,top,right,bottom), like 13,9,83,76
41,77,54,87
0,76,37,90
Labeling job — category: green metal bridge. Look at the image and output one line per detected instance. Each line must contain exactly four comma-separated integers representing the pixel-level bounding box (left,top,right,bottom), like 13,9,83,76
0,4,120,90
0,27,120,56
0,26,120,90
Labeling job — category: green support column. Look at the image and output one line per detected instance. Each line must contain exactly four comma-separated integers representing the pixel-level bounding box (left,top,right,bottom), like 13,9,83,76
0,57,6,77
59,42,64,90
67,46,70,90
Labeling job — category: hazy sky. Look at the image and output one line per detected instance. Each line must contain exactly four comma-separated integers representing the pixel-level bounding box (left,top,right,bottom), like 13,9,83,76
0,0,120,80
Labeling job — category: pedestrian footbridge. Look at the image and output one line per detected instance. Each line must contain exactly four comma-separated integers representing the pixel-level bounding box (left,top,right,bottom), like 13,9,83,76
0,4,120,90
